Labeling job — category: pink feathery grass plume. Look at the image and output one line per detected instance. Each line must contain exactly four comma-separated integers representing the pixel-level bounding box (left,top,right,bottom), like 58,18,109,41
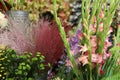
8,28,33,54
32,19,65,64
0,17,33,54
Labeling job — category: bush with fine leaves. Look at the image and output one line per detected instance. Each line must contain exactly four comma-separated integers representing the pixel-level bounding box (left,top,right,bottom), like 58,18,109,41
0,48,49,80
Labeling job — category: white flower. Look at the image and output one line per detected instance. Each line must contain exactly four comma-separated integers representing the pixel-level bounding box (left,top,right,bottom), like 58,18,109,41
0,12,8,28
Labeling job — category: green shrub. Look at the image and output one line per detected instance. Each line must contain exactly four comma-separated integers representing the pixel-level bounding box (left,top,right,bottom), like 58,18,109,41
0,48,49,80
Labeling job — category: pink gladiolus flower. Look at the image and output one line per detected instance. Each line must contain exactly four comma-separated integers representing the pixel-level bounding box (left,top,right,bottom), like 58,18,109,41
79,44,88,53
107,27,113,35
91,47,97,54
90,36,97,47
99,10,104,18
92,54,102,63
94,16,97,23
65,60,73,67
78,55,88,66
89,24,96,33
104,39,112,49
103,52,111,60
98,22,103,32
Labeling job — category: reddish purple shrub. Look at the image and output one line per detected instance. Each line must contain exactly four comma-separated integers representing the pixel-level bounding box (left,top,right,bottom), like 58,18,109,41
32,19,65,64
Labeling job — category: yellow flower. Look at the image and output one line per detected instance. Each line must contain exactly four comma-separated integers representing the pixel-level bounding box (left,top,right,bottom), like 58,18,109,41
0,44,6,50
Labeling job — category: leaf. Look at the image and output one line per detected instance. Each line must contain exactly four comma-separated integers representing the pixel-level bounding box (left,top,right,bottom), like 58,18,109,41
28,78,33,80
18,65,22,70
32,57,38,62
102,73,120,80
21,62,26,66
22,66,26,70
39,64,44,70
11,54,16,58
17,70,22,75
26,64,31,71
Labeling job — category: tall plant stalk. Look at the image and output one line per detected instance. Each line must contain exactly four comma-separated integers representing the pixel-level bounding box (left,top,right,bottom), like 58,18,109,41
53,0,80,79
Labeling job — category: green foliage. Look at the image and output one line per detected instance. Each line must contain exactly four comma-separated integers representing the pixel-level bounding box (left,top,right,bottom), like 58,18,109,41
101,22,120,80
7,0,27,10
0,48,48,80
102,73,120,80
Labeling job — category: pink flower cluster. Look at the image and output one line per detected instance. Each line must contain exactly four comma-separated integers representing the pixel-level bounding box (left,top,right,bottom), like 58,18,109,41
66,10,113,75
79,11,113,75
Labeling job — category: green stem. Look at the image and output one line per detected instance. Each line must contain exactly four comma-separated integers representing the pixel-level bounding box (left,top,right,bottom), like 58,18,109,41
87,34,92,80
53,0,80,79
82,0,92,80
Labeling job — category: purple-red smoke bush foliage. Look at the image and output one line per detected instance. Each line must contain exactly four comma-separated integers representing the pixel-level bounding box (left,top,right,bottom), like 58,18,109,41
32,19,65,64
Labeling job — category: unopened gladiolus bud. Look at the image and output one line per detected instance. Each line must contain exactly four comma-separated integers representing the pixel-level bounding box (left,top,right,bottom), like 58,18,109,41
118,24,120,27
90,36,97,47
99,10,104,18
78,33,83,40
116,43,120,47
98,22,103,32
